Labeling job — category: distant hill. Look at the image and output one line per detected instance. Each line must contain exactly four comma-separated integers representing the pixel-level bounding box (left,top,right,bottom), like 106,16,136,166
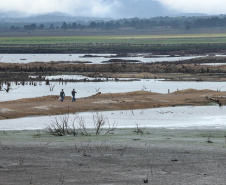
176,13,209,17
0,11,111,23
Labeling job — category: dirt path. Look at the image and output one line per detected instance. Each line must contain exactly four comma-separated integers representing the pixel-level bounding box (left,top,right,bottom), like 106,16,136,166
1,89,226,120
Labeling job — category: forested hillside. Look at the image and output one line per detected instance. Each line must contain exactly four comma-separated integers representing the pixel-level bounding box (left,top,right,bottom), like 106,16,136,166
2,14,226,32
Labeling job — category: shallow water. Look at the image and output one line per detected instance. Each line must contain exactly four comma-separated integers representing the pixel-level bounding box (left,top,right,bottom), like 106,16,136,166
1,79,226,102
0,53,199,64
1,54,226,131
1,78,226,102
0,106,226,130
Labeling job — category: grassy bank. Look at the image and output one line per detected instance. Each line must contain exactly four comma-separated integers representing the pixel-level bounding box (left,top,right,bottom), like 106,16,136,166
2,33,226,44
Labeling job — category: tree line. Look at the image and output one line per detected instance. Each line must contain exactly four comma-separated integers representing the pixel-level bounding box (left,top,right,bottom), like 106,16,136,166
9,15,226,31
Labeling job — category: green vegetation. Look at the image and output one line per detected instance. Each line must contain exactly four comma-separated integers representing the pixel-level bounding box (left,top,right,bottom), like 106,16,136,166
2,15,226,54
1,33,226,45
1,33,226,54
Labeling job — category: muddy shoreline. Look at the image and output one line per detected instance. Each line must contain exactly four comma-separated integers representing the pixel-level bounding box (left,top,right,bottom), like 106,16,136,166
0,89,225,120
1,43,226,55
1,128,226,184
1,55,226,81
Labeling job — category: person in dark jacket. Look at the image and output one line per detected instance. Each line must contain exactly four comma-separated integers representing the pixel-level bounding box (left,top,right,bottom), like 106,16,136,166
60,89,65,102
71,89,77,102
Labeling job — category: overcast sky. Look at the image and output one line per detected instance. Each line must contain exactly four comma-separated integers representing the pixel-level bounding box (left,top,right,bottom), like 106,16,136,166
158,0,226,15
0,0,225,18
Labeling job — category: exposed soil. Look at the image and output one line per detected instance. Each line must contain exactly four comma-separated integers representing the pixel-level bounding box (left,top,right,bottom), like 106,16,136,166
0,128,226,185
1,40,226,54
2,57,226,81
0,89,226,120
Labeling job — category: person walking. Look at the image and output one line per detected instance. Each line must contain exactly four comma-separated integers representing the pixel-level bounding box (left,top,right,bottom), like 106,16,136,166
60,89,65,102
71,89,77,102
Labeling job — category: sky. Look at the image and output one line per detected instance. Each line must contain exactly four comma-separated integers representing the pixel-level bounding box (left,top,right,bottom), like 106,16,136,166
0,0,225,18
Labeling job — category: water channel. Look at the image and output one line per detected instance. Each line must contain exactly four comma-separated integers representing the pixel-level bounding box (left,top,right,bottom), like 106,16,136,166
0,53,199,64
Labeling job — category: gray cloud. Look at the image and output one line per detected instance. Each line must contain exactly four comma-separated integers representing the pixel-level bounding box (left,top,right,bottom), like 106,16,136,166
0,0,224,18
0,0,121,17
157,0,226,14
